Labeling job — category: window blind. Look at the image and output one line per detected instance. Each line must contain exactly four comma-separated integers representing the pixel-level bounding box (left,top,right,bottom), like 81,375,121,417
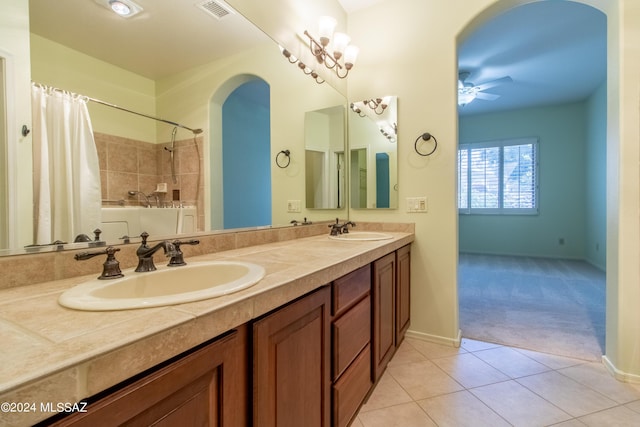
458,137,538,215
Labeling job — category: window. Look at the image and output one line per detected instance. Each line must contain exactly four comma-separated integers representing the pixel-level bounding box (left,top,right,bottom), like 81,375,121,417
458,138,538,214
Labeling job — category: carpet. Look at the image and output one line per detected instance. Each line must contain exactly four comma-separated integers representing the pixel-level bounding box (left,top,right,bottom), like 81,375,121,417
458,253,606,361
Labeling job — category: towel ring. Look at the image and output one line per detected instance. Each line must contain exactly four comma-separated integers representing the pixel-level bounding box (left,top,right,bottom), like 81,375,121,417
276,149,291,168
414,132,438,156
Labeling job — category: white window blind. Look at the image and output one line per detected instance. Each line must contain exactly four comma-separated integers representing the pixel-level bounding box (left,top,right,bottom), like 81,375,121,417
458,137,538,215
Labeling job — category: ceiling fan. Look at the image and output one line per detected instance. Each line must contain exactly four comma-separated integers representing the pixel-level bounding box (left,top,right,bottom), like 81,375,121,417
458,71,513,107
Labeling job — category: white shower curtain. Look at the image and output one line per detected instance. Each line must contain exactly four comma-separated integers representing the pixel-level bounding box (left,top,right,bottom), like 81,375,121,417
31,84,102,245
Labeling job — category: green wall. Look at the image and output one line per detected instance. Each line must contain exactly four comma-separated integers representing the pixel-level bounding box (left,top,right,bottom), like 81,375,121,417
585,82,607,270
459,102,593,259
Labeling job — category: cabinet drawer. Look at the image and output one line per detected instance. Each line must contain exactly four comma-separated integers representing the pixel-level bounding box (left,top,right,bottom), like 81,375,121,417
332,295,371,379
332,265,371,316
332,346,372,427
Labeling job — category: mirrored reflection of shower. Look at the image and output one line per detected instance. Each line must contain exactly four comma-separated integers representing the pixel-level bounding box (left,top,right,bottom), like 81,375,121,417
164,127,178,184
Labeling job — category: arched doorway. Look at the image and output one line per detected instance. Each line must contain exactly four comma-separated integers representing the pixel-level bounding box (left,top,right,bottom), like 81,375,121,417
209,75,271,230
456,1,608,360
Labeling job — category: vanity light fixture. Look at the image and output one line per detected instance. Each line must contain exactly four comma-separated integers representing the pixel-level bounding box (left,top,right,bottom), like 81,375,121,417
350,97,391,116
96,0,143,18
303,16,359,79
280,46,325,84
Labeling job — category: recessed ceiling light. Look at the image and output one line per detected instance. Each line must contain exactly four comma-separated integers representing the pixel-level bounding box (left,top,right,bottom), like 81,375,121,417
95,0,143,18
110,1,131,16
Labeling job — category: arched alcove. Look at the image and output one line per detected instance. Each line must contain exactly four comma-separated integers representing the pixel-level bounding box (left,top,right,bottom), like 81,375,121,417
209,75,271,230
457,0,615,362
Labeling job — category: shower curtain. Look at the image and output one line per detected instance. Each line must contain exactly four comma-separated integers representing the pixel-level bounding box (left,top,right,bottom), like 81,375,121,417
31,84,101,245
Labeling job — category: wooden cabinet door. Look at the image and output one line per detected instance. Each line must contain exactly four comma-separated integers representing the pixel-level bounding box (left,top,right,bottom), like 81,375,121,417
253,286,331,427
396,245,411,343
50,326,248,427
373,252,396,381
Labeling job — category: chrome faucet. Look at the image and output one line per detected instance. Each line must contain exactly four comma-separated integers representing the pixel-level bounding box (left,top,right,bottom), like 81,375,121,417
135,232,178,272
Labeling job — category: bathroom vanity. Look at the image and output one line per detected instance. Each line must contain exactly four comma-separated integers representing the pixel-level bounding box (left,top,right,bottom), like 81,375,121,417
0,224,413,426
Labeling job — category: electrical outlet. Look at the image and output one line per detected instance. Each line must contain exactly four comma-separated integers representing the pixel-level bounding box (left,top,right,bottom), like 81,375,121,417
287,200,301,213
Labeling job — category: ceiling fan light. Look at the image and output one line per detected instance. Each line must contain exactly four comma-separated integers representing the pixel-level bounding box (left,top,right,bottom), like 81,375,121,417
458,92,476,106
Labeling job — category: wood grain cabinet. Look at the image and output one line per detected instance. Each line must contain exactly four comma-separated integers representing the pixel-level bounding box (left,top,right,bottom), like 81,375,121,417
372,244,411,381
396,245,411,344
331,265,372,427
49,325,249,427
372,252,397,381
252,286,331,427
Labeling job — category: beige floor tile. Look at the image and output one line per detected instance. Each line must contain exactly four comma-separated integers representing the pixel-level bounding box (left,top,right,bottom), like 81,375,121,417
359,371,413,412
388,341,429,367
387,360,464,400
517,370,617,417
514,347,587,370
417,390,510,427
357,402,436,427
460,338,503,352
431,353,510,388
578,405,640,426
349,416,364,427
552,420,588,427
626,399,640,413
560,363,640,404
470,380,572,427
406,337,467,360
474,346,551,378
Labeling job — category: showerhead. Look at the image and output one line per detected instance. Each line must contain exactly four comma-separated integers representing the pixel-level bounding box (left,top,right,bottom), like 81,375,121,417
193,129,203,135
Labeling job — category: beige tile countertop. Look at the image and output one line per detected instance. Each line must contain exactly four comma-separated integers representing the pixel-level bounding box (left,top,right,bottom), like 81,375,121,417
0,228,413,427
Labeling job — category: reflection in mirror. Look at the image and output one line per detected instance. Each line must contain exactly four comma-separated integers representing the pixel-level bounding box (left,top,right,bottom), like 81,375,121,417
349,96,398,209
304,105,345,209
1,2,348,254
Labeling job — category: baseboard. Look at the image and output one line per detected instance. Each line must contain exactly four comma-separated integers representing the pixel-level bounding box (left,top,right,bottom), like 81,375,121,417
602,355,640,384
405,328,462,348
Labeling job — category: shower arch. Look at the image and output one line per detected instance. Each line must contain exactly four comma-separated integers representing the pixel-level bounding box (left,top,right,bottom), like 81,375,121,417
208,74,271,230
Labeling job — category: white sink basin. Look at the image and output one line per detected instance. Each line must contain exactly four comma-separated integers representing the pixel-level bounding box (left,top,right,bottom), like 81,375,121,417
59,261,265,311
329,231,393,241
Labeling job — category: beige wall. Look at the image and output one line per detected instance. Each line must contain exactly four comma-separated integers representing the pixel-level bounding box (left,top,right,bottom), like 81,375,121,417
30,34,157,143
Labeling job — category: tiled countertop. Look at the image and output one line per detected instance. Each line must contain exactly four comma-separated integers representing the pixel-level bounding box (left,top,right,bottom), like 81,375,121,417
0,230,413,426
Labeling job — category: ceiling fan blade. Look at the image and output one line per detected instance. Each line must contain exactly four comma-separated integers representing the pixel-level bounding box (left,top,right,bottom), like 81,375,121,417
475,76,513,91
475,92,500,101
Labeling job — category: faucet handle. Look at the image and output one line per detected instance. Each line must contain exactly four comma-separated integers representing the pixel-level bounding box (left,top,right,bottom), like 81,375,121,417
75,246,124,280
168,239,200,267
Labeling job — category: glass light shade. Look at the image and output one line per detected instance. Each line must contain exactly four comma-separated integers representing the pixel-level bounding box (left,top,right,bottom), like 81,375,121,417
317,16,337,45
332,32,351,57
343,45,359,67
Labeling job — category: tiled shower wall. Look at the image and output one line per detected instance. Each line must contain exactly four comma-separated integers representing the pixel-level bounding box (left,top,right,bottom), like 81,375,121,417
94,132,204,230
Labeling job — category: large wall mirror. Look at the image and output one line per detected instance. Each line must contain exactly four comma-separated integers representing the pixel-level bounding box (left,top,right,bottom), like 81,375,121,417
349,96,398,209
0,1,347,253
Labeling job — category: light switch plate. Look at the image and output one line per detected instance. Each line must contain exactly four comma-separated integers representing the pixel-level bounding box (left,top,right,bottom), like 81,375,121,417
406,196,427,213
287,200,301,213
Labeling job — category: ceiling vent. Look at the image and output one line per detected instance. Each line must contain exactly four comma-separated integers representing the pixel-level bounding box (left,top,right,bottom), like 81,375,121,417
196,0,235,20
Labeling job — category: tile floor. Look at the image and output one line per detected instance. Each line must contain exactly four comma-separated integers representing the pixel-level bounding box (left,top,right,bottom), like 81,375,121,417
353,338,640,426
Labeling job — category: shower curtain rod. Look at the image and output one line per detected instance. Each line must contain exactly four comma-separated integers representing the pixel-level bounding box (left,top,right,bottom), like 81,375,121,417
33,82,203,135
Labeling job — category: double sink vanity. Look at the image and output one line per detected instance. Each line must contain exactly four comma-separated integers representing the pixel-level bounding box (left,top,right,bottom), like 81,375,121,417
0,222,413,426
